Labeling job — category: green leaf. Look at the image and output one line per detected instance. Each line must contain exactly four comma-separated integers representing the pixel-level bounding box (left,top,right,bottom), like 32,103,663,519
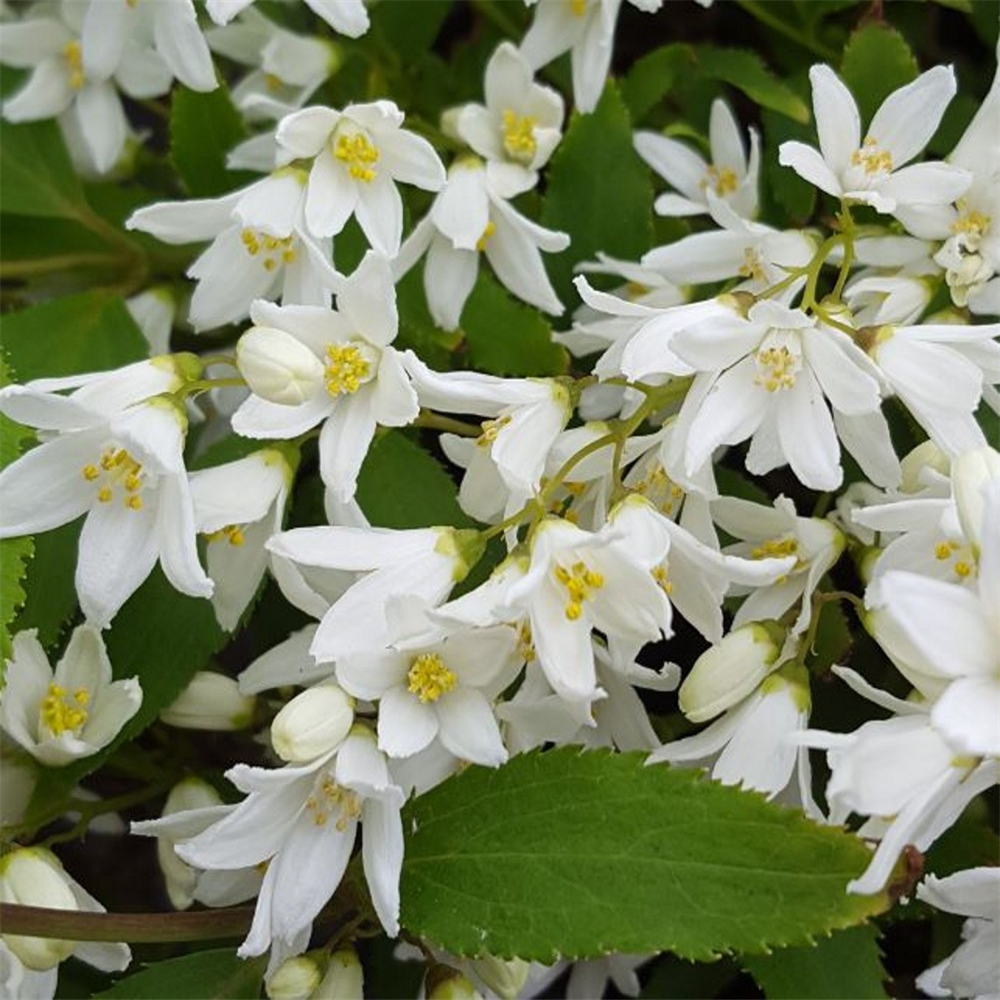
840,25,918,124
356,430,473,529
694,47,810,124
1,292,148,381
621,43,695,123
763,105,817,222
810,600,852,675
461,274,568,377
169,84,257,197
541,82,653,309
93,948,266,1000
11,522,80,650
368,0,453,55
400,747,885,961
0,118,86,219
743,925,888,999
26,569,225,810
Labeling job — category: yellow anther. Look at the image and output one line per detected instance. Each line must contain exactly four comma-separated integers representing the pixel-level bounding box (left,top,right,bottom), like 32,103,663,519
124,494,143,511
282,249,296,263
64,41,84,89
954,561,973,578
82,464,100,481
701,164,738,197
751,536,799,560
407,652,458,704
952,208,991,236
206,524,246,547
477,413,511,447
516,621,535,662
554,561,604,620
241,229,260,255
124,473,142,492
476,220,496,252
934,541,955,560
569,0,587,15
263,258,277,271
754,345,798,392
501,110,537,164
306,776,361,829
324,343,371,396
334,131,379,182
40,682,89,736
652,565,673,594
90,447,145,508
851,136,893,176
97,487,113,503
264,72,283,93
738,247,765,282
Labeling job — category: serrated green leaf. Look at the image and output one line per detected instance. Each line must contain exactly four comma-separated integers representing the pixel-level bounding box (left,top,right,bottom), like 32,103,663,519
621,43,695,123
840,25,918,124
811,600,852,675
26,569,225,812
400,747,885,961
169,84,257,198
694,47,810,124
11,522,80,650
461,274,568,377
92,948,266,1000
356,430,473,529
541,82,653,309
763,105,817,223
743,924,888,999
1,292,148,381
0,118,86,219
368,0,453,55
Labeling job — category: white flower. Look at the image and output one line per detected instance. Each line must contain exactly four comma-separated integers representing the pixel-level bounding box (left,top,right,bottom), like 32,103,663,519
337,624,520,766
206,0,370,38
266,525,484,664
127,169,331,332
270,682,354,763
916,868,1000,1000
0,847,130,987
394,157,569,330
160,671,255,731
778,64,971,216
0,395,213,628
275,100,445,255
669,300,885,490
711,495,845,636
449,42,564,193
232,252,417,500
635,98,760,219
169,727,405,954
0,626,141,767
190,448,294,630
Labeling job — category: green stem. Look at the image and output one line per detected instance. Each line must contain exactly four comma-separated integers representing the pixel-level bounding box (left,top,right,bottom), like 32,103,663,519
175,377,247,399
735,1,839,60
0,253,124,278
830,204,857,303
800,233,845,312
414,410,482,437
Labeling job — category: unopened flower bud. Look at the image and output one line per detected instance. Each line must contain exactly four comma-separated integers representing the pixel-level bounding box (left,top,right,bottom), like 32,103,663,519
315,947,364,999
679,622,784,724
426,965,483,1000
237,327,324,405
157,778,223,910
267,954,325,1000
160,672,255,731
0,848,78,970
271,683,354,763
468,956,530,1000
899,440,949,493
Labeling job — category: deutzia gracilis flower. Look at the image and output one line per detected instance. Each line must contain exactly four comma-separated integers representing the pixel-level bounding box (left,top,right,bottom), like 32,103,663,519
233,253,418,501
394,157,570,330
275,100,445,255
0,626,141,767
190,448,294,630
916,868,1000,1000
160,672,255,732
778,64,971,217
206,0,370,38
337,624,520,766
168,727,405,954
0,396,213,628
127,168,330,332
0,847,130,987
448,42,564,194
634,98,760,219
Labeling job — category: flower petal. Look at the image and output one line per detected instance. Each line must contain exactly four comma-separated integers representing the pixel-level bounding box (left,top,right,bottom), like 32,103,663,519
436,687,507,767
869,65,957,168
377,686,438,758
809,64,860,176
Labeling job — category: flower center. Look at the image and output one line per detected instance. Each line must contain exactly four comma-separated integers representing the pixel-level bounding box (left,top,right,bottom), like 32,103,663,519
324,342,375,397
751,535,798,560
241,229,296,272
333,128,379,183
951,203,991,238
206,524,246,547
501,110,537,164
738,248,766,282
701,164,738,197
850,135,893,177
64,41,84,90
632,462,685,517
933,539,977,581
407,653,457,703
476,220,497,252
81,447,146,511
754,336,801,392
553,560,604,620
305,774,361,831
40,683,89,738
652,564,673,595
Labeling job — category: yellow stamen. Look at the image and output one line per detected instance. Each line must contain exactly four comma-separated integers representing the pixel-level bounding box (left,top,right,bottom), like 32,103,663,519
306,775,361,830
501,110,537,164
476,220,496,252
569,0,587,15
701,164,738,197
407,653,458,704
754,345,797,392
40,682,89,736
334,131,379,183
850,136,893,176
751,536,798,560
86,447,146,511
64,41,84,90
477,413,510,447
553,561,604,621
324,343,371,396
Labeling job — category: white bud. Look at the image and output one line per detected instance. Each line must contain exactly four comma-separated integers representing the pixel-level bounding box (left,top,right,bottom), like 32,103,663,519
467,957,530,1000
679,622,784,724
160,672,255,731
0,848,78,971
271,683,354,763
157,778,223,911
267,955,325,1000
315,947,364,999
899,440,949,493
237,326,324,405
951,447,1000,550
